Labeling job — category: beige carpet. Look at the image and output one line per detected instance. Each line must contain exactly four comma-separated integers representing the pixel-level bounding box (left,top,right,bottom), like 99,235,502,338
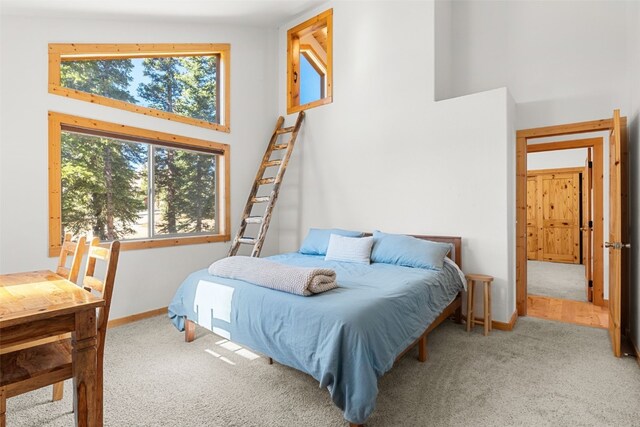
528,260,587,302
6,315,640,426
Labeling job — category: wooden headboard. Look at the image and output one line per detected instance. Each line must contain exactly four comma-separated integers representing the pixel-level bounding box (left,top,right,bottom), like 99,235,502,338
364,233,462,269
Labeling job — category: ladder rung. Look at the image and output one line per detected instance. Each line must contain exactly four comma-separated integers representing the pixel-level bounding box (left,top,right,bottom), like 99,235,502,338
257,177,275,185
272,144,288,150
238,237,257,245
263,159,282,168
244,216,264,224
251,196,271,204
276,126,295,135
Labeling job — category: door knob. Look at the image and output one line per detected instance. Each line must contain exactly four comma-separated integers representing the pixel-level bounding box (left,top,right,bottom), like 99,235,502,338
605,242,631,249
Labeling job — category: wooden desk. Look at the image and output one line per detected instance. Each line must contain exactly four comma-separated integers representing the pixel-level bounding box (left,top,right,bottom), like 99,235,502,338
0,270,105,426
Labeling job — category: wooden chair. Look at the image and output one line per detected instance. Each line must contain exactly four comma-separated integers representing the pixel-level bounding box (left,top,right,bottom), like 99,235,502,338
56,232,87,284
0,234,87,376
0,238,120,426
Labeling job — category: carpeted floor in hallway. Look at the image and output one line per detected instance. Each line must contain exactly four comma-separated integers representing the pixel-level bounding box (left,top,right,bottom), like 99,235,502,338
528,260,587,302
7,315,640,426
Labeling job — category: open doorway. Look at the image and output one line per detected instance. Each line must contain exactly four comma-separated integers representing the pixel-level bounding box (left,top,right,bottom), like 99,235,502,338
515,110,630,357
525,139,607,328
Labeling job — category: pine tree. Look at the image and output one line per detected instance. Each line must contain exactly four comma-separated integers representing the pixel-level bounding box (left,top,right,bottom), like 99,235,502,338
137,58,183,113
60,59,146,241
179,152,216,233
61,60,136,103
61,133,146,240
152,147,185,234
138,58,186,234
59,56,221,240
175,56,219,232
177,56,218,123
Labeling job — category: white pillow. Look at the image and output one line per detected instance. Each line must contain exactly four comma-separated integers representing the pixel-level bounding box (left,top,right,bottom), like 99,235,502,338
325,234,374,264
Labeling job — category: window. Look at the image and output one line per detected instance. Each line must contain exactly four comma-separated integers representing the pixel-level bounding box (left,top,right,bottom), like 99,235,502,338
299,48,325,104
48,112,230,256
48,44,230,132
287,9,333,114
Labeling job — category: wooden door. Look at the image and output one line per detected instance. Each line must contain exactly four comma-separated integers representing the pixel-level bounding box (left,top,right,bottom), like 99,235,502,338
608,109,629,357
582,149,593,301
537,172,581,263
526,177,539,260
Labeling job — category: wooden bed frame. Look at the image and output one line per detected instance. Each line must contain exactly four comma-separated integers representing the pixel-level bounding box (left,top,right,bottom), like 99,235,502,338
183,234,463,427
392,235,462,362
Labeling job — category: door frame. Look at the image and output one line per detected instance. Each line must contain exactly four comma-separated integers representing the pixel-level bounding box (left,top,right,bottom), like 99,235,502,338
525,141,604,304
516,117,621,316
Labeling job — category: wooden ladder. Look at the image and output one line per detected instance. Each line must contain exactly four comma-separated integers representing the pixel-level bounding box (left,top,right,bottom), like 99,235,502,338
228,111,305,257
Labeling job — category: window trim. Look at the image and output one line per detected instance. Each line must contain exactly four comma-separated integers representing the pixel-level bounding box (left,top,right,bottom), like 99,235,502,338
48,111,231,257
48,43,231,132
287,9,333,114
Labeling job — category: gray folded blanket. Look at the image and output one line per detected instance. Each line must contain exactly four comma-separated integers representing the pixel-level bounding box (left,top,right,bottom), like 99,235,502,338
208,256,338,296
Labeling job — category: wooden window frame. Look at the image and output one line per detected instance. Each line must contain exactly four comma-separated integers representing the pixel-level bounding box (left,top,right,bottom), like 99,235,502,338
287,9,333,114
48,43,231,132
48,111,231,257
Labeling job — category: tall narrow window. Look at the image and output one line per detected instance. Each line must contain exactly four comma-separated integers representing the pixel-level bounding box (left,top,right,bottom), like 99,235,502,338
287,9,333,114
49,112,230,256
49,44,230,132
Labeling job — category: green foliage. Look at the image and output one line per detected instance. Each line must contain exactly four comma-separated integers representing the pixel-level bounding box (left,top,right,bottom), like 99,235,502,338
137,58,183,113
61,133,146,240
61,60,136,103
60,55,219,241
181,153,216,233
152,148,216,234
177,56,218,123
138,57,217,235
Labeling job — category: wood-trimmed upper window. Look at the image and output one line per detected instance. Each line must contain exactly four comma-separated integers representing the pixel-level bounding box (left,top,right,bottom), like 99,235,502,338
287,9,333,114
48,44,231,132
48,112,230,257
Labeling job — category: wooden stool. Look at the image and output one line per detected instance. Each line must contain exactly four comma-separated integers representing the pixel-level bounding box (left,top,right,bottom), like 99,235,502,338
465,274,493,336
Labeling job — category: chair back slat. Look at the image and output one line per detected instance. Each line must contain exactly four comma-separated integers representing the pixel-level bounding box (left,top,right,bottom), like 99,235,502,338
57,266,70,278
82,237,121,348
56,234,72,272
56,233,86,284
88,245,110,261
61,240,76,252
83,276,104,293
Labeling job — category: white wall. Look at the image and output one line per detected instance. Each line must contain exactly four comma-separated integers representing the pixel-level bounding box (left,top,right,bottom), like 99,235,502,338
440,0,639,305
434,0,452,102
527,148,587,171
0,14,279,320
443,0,631,129
277,1,516,322
506,90,517,320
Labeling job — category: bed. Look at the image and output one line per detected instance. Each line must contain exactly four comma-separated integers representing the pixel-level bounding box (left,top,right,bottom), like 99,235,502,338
168,235,464,426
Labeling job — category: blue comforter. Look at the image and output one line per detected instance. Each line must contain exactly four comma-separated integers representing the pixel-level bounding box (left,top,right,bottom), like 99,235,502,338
168,253,464,424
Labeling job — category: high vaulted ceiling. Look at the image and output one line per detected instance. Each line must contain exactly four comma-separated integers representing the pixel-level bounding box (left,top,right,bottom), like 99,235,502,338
0,0,326,26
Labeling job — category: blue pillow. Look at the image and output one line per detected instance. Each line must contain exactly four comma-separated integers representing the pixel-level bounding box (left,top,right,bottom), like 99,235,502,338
299,228,364,255
371,231,451,270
